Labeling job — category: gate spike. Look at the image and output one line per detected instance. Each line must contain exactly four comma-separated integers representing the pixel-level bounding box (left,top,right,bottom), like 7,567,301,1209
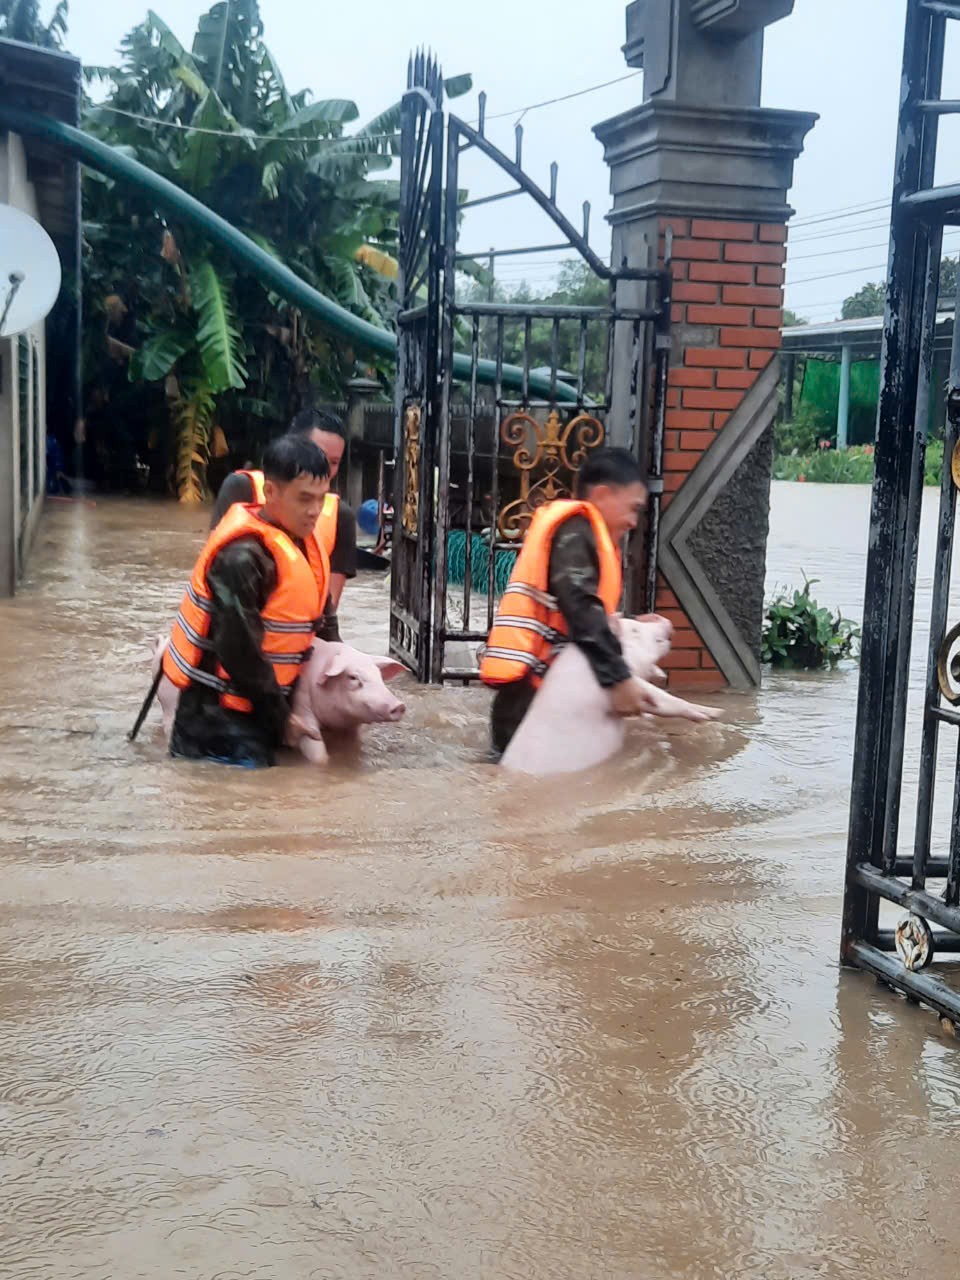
550,162,558,204
582,200,591,242
515,124,524,168
407,52,413,90
478,91,487,136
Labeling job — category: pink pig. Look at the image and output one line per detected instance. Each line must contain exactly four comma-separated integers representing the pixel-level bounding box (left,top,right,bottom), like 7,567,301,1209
499,613,719,777
150,637,406,765
285,642,406,765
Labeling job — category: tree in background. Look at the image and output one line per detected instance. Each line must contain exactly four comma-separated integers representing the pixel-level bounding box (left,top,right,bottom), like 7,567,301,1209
0,0,68,48
81,3,469,500
841,281,886,320
841,256,959,320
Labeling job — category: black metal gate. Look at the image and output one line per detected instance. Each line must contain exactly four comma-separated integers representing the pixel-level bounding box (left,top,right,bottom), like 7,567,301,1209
390,54,444,680
390,56,673,684
842,0,960,1027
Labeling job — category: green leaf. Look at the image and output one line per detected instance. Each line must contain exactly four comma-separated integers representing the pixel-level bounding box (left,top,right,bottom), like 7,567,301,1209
130,330,192,382
178,90,253,191
259,42,293,115
190,260,247,393
279,100,360,135
145,10,208,97
444,74,473,100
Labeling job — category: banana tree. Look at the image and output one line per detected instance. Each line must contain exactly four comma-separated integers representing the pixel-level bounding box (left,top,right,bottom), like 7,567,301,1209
0,0,69,47
82,0,472,498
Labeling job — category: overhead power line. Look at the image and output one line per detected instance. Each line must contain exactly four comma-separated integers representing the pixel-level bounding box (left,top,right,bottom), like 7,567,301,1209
90,70,642,147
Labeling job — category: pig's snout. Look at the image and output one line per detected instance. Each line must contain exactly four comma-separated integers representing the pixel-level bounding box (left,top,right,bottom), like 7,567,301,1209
387,699,406,722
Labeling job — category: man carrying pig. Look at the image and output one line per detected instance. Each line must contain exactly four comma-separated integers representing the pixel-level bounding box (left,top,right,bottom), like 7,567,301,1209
162,435,331,769
479,447,653,758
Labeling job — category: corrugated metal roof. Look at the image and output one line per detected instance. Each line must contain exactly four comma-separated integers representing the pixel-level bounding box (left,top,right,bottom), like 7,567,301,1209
0,37,82,252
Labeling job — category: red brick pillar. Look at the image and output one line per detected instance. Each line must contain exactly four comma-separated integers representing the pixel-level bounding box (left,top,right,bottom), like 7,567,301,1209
595,40,815,693
654,216,788,691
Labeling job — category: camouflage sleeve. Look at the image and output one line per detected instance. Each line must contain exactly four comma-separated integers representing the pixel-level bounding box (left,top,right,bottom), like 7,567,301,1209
206,537,289,740
547,516,631,689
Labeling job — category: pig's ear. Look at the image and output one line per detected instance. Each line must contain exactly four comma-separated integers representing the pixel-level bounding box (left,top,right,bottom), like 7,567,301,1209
311,645,350,682
374,657,406,683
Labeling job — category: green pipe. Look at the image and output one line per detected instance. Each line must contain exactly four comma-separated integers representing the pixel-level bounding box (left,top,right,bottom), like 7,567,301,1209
0,105,578,403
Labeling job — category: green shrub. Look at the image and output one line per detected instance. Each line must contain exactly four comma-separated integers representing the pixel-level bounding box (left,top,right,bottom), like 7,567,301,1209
762,575,861,669
773,439,945,486
774,408,828,456
925,438,945,487
772,444,875,483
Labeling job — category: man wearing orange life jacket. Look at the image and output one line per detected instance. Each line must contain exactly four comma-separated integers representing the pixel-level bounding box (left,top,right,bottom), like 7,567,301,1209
211,410,358,641
164,435,331,769
479,447,652,758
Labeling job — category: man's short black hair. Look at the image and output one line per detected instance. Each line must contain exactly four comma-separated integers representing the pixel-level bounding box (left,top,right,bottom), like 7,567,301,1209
262,434,330,485
288,407,346,439
576,447,645,496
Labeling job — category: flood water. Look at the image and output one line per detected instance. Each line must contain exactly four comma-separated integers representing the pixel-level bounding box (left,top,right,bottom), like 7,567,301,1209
2,482,960,1279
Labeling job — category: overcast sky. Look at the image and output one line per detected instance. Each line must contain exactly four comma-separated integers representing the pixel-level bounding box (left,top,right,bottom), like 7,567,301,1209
44,0,958,323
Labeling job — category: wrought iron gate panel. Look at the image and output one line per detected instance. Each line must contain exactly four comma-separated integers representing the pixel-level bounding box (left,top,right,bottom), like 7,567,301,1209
842,0,960,1026
431,110,672,684
389,53,444,680
389,60,672,684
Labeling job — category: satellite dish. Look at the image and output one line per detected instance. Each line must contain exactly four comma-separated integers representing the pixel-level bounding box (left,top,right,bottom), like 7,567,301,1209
0,205,62,340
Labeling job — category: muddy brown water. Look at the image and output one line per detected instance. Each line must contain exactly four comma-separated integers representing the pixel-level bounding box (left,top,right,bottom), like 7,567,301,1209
2,483,960,1279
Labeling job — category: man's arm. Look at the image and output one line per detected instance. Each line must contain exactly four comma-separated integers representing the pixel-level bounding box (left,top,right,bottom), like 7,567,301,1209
210,472,256,531
206,537,289,741
316,597,341,644
328,501,358,609
548,517,632,689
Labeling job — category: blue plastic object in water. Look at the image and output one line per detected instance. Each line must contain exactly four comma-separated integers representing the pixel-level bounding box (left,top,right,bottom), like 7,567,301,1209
358,499,381,537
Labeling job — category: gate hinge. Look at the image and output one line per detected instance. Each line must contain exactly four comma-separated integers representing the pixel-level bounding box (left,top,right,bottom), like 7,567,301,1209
647,477,664,496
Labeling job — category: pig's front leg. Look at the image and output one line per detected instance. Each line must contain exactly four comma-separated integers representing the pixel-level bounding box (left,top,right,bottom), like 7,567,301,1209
299,733,330,766
284,706,330,766
635,681,719,723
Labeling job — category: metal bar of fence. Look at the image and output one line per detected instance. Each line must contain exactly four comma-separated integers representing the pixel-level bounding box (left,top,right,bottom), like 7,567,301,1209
947,735,960,904
459,188,522,210
875,929,960,950
550,318,560,402
464,315,480,629
852,862,960,935
912,272,960,886
453,303,661,321
847,940,960,1023
576,317,589,407
488,316,505,632
456,242,571,261
881,217,944,875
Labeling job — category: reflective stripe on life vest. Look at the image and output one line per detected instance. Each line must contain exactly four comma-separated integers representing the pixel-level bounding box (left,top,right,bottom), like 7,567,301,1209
239,469,339,560
162,503,328,715
478,499,622,689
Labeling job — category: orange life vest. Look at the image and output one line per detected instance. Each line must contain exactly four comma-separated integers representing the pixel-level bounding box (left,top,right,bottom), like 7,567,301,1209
238,469,340,560
163,503,329,714
479,499,622,688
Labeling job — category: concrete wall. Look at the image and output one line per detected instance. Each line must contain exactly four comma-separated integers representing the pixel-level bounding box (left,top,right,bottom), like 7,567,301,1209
0,131,47,596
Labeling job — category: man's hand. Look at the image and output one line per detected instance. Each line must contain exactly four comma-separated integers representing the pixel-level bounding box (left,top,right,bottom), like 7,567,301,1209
608,677,652,718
